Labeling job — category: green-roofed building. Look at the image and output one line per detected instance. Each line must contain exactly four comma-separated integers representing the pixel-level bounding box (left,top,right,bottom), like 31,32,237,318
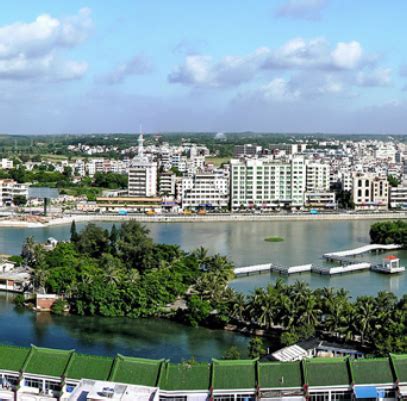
65,353,114,381
391,354,407,384
351,357,395,385
258,361,303,389
23,347,74,378
212,360,256,390
159,362,211,391
108,355,163,387
0,345,31,373
306,358,351,387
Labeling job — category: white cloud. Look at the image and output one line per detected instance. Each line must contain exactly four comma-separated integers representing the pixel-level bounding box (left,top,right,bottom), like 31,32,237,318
261,78,301,101
0,8,91,81
99,55,153,85
330,41,363,70
356,68,391,87
275,0,328,20
168,49,269,88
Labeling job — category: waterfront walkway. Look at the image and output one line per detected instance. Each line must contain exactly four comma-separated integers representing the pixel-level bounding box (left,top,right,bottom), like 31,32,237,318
323,244,402,261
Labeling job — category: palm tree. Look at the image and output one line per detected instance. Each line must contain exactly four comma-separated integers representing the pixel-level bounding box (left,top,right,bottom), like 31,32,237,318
354,296,378,345
230,292,247,322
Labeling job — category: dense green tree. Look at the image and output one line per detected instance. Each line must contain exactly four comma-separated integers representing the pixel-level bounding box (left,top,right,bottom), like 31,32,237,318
248,337,266,359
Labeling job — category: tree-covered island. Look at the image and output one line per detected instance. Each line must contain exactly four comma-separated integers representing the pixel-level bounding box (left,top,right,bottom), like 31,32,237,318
16,221,407,356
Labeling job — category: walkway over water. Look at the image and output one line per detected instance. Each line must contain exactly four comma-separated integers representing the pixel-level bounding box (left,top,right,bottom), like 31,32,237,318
323,244,401,261
234,263,312,276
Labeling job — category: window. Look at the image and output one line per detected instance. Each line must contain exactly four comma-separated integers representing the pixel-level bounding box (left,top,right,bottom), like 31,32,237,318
214,395,234,401
331,391,352,401
45,381,61,392
310,392,329,401
236,395,255,401
159,396,187,401
24,378,42,389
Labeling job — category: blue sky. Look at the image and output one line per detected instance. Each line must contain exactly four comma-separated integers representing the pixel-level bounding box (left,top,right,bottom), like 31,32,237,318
1,0,407,134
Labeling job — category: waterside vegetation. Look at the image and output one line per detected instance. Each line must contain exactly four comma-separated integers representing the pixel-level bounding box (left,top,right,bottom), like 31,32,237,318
19,221,407,357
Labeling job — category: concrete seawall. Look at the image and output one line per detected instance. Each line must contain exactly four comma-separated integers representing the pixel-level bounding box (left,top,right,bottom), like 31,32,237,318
0,212,406,227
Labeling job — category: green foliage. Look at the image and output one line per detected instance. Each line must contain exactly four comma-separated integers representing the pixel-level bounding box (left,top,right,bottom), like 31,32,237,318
93,172,127,189
222,346,241,360
51,299,68,315
8,255,23,265
388,175,400,187
13,294,26,308
13,195,27,206
248,337,266,359
370,220,407,246
264,236,284,242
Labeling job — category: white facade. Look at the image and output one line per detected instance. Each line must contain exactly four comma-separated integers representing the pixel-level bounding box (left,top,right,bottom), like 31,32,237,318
181,172,229,209
1,158,13,169
352,175,389,210
0,180,28,206
389,185,407,208
306,163,330,192
128,161,158,198
230,156,306,210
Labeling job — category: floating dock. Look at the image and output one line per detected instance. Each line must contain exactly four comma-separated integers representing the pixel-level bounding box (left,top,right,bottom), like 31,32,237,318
324,244,401,261
312,262,371,275
234,263,312,276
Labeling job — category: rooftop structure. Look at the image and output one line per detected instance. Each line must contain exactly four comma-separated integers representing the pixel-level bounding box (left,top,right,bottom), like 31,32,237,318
0,345,406,401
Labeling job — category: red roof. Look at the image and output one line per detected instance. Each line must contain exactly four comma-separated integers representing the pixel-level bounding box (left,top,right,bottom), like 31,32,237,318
385,255,398,260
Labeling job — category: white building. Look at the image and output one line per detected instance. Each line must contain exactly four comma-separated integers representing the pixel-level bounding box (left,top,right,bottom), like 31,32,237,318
230,156,306,210
181,172,229,210
306,163,330,192
128,135,158,198
1,158,13,170
352,174,389,210
389,185,407,208
0,180,28,206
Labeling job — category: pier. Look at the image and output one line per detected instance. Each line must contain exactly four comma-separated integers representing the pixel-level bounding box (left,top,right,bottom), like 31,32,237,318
323,244,401,261
234,263,312,276
312,262,371,275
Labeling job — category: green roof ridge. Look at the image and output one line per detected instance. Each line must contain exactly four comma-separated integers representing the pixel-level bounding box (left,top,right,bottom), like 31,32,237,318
301,359,307,388
21,345,36,373
62,350,77,379
389,354,399,383
347,358,354,385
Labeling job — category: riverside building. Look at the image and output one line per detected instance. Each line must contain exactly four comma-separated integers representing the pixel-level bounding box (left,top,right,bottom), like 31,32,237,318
230,156,306,210
1,345,407,401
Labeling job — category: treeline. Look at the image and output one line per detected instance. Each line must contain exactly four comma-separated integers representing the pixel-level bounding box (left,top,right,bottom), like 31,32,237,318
187,275,407,355
22,222,234,319
20,221,407,356
370,220,407,246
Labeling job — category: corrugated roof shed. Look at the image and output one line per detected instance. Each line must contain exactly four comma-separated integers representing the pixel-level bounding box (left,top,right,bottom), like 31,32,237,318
108,355,163,387
212,359,257,390
351,358,395,385
0,345,31,372
65,353,114,381
258,361,302,389
24,347,74,377
159,362,211,391
306,358,351,387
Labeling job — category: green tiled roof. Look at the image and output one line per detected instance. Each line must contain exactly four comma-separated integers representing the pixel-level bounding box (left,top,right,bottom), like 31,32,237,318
24,347,74,377
212,359,256,390
65,353,114,381
306,358,351,387
258,361,302,389
159,362,210,391
0,345,31,372
390,354,407,383
351,358,395,385
109,355,163,387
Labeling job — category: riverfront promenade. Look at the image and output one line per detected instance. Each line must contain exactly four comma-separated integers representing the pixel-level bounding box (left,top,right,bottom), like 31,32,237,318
0,211,406,228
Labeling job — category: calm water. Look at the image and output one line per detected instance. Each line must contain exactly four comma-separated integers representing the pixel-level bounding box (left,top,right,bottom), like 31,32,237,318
1,219,407,359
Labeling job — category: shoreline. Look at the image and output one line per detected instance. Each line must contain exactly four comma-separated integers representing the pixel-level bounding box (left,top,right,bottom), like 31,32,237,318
0,211,406,228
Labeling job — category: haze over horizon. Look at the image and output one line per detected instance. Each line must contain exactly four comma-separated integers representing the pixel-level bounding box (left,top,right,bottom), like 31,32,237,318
1,1,407,135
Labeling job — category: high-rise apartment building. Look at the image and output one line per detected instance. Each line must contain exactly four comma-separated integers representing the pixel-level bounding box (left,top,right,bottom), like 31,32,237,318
230,156,306,210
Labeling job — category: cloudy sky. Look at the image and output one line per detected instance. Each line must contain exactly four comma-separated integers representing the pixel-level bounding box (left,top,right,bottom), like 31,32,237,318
1,1,407,134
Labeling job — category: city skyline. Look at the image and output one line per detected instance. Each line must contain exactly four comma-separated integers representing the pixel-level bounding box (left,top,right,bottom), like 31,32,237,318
1,1,407,134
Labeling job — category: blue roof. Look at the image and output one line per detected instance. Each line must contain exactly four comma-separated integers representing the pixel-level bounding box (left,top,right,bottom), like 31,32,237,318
354,386,379,399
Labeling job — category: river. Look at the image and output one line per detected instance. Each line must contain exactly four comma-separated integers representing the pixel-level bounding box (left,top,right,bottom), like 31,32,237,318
0,219,406,359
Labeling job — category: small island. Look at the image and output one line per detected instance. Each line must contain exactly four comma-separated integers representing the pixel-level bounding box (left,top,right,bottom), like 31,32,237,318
264,236,284,243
